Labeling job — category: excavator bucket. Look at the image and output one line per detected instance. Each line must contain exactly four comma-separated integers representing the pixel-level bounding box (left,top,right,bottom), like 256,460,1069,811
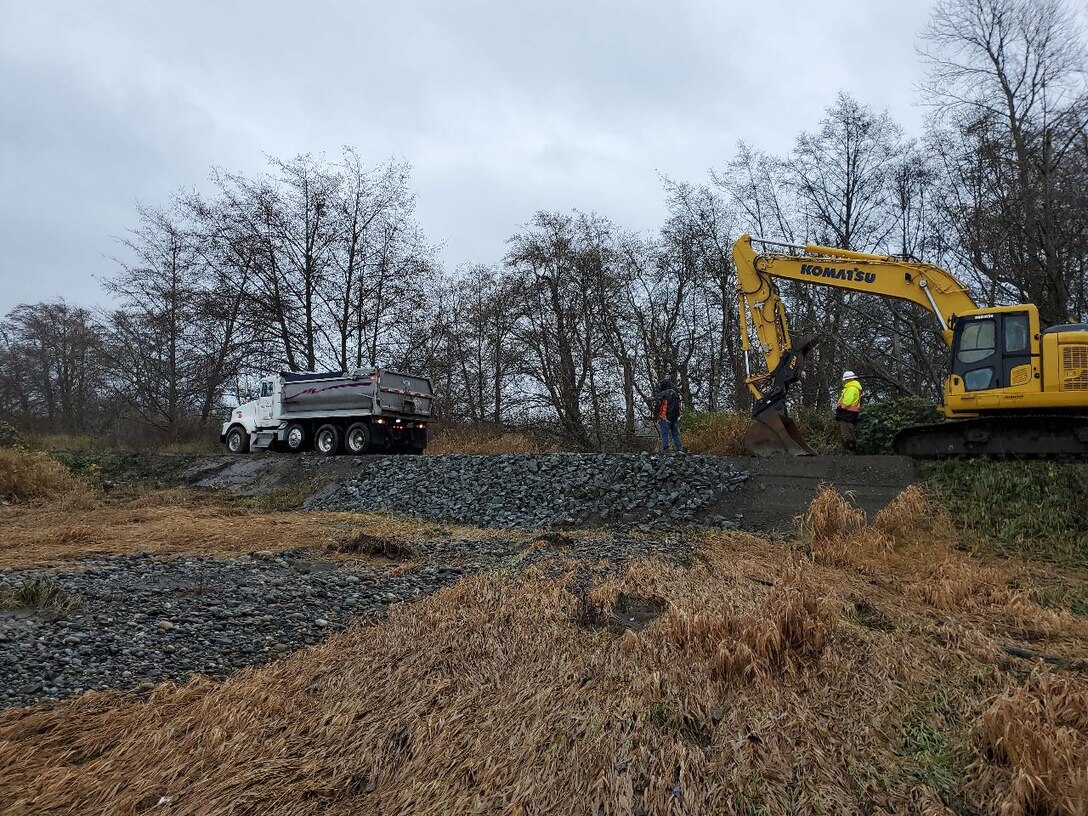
742,331,819,456
743,404,816,457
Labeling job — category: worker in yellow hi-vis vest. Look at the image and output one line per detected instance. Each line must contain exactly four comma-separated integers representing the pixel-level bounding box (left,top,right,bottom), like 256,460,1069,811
835,371,862,449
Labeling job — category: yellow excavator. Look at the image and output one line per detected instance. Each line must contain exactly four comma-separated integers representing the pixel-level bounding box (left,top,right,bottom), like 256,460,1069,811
733,235,1088,458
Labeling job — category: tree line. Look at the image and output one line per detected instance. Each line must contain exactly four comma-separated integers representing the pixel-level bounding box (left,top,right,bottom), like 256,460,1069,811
2,0,1086,448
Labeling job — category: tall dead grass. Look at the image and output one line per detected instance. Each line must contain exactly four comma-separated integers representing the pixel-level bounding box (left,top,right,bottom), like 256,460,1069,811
803,483,959,567
800,484,869,565
873,483,958,546
0,545,983,816
0,449,88,503
661,562,839,683
1,480,1084,814
800,484,1084,649
967,667,1088,815
679,412,753,456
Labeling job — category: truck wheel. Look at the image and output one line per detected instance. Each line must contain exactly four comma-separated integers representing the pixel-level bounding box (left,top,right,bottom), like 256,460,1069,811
344,422,371,455
284,423,306,452
314,424,341,455
226,426,250,454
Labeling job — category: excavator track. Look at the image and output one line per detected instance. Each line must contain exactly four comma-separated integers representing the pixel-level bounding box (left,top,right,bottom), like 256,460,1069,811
892,414,1088,459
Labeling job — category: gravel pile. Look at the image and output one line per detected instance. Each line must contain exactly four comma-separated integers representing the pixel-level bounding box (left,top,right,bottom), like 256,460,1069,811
307,453,749,529
0,528,694,709
0,551,456,708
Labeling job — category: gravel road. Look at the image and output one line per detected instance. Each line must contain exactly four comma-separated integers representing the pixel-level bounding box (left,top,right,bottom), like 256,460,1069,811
306,452,749,529
58,451,917,533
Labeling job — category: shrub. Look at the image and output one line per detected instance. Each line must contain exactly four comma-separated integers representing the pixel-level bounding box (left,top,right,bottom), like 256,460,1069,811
854,397,943,455
0,421,26,449
923,460,1088,567
0,449,87,502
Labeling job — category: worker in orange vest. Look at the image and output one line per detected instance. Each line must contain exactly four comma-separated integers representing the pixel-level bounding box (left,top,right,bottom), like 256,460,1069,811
835,371,862,448
651,379,683,452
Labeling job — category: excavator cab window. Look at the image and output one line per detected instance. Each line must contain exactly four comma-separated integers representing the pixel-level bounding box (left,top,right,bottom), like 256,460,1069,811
951,311,1032,392
957,319,995,365
1004,313,1029,354
953,317,997,391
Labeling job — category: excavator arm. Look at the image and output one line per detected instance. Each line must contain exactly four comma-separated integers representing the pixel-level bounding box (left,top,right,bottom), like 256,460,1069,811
732,234,978,455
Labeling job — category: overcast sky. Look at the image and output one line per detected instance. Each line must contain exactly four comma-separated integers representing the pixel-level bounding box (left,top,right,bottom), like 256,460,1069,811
0,0,936,315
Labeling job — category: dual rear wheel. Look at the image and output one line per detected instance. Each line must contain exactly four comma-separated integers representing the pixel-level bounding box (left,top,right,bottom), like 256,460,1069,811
313,422,371,455
344,422,371,455
283,421,413,455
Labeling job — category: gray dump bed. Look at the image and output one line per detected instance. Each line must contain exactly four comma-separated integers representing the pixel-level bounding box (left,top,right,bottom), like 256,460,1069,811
280,368,432,419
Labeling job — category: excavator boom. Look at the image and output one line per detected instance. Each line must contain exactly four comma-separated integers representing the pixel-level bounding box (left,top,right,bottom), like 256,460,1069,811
732,234,1088,458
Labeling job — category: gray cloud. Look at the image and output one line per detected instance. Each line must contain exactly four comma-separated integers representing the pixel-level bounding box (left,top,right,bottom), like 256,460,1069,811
0,0,933,314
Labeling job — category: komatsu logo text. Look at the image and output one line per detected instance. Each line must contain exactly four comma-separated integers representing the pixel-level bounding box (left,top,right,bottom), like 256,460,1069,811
800,264,877,285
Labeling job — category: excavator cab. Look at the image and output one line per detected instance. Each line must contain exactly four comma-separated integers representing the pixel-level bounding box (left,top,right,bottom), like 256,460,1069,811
944,306,1040,410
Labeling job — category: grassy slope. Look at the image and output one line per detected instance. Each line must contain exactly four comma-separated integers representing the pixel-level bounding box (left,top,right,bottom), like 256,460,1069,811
922,461,1088,568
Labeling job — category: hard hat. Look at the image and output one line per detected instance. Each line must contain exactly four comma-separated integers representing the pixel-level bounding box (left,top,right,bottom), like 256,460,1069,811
842,370,857,381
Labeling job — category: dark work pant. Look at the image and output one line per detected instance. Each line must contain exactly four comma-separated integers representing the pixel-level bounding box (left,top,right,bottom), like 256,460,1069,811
659,419,682,452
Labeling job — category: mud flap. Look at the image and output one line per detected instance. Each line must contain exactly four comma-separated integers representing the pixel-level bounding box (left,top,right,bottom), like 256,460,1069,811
744,404,816,457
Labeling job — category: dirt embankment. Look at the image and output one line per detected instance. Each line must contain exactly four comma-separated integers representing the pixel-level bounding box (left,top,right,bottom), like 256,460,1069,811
739,455,918,532
54,451,918,532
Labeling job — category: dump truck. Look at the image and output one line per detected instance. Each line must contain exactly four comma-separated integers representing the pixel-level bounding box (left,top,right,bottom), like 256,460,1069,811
220,368,433,455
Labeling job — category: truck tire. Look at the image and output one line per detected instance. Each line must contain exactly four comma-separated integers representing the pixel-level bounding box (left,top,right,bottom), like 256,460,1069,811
284,423,307,452
226,426,250,454
344,422,371,455
314,423,341,455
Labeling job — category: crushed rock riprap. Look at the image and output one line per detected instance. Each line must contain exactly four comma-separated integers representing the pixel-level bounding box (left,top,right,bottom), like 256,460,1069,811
0,530,694,709
306,452,749,529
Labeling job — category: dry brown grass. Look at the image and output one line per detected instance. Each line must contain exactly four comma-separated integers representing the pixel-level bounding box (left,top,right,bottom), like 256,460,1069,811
798,486,1086,649
330,531,418,560
0,490,498,569
804,483,964,568
426,426,554,455
7,535,1082,815
680,412,753,456
0,546,952,815
966,667,1088,815
0,449,89,503
799,483,870,565
0,483,1085,814
873,483,958,546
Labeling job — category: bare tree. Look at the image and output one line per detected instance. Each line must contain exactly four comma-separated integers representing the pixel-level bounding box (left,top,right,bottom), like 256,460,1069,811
104,204,224,436
921,0,1088,324
790,92,903,251
506,212,601,449
0,302,105,432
